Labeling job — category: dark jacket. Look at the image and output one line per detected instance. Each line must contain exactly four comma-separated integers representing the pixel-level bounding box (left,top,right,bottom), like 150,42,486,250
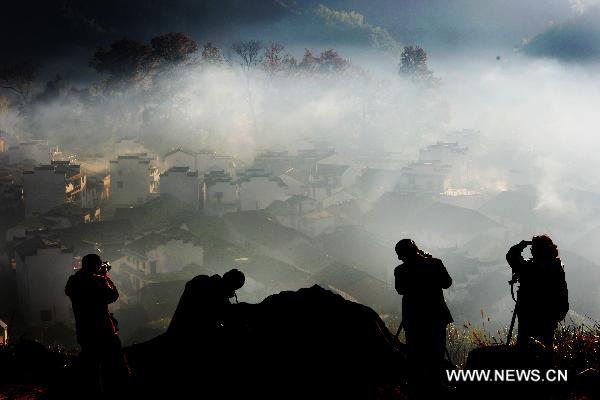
506,244,569,325
167,274,232,337
394,255,453,330
65,269,119,345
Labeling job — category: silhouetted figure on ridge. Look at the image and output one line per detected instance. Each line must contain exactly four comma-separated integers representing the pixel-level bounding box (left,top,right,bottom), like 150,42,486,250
506,235,569,348
394,239,453,394
65,254,129,396
167,268,245,339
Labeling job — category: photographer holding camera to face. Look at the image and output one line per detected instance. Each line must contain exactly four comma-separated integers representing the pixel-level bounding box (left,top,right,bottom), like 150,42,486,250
394,239,453,395
506,235,569,349
65,253,129,396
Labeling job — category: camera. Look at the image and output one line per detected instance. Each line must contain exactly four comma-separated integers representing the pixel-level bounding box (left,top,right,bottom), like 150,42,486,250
98,261,111,275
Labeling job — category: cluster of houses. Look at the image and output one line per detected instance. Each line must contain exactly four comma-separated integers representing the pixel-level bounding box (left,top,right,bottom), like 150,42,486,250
0,134,477,229
0,131,481,336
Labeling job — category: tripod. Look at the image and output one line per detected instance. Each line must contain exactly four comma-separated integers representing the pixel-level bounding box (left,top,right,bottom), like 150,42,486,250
506,274,519,346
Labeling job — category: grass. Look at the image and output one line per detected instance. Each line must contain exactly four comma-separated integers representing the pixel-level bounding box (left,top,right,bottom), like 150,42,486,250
553,323,600,373
445,321,600,374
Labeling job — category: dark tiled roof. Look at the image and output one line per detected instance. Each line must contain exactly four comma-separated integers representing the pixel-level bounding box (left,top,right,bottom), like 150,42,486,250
14,236,69,257
124,229,200,256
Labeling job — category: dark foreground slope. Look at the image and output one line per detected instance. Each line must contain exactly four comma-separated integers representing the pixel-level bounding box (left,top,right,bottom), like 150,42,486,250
125,285,406,399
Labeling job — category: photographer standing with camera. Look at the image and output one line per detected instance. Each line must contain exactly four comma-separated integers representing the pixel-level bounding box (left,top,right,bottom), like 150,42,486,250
65,253,129,396
394,239,453,395
506,235,569,349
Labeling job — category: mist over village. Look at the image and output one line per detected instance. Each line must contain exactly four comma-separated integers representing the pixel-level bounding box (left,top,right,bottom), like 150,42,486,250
1,1,600,399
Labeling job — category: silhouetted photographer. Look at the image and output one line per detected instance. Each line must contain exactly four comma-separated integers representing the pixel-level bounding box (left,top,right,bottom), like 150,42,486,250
394,239,453,395
167,269,245,339
506,235,569,349
65,254,128,396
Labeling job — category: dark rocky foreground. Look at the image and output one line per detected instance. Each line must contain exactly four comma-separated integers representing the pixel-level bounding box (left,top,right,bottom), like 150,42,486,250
3,284,597,399
125,285,407,399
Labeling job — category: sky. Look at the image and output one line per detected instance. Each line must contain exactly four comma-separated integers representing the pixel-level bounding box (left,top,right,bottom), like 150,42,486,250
3,0,600,80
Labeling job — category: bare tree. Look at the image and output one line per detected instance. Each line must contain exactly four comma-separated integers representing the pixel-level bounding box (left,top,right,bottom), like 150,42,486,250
0,61,37,105
230,40,264,138
231,40,263,71
263,42,285,76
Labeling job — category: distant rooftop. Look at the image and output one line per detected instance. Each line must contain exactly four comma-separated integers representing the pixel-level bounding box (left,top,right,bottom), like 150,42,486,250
161,166,199,177
14,236,71,257
164,148,196,158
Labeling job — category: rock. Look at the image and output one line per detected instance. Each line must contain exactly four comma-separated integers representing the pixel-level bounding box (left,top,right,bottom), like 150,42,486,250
125,285,406,398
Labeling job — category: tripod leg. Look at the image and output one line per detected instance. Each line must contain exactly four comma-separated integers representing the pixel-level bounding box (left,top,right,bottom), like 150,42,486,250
506,301,518,346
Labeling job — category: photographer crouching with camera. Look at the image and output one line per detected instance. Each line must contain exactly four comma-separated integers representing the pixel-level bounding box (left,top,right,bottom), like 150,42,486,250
65,254,129,396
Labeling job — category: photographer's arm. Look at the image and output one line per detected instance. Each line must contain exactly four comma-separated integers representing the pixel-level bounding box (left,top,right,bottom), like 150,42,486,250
94,275,119,304
506,240,529,274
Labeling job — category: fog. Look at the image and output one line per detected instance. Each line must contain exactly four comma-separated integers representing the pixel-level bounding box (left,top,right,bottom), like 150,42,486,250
3,18,600,340
6,49,600,211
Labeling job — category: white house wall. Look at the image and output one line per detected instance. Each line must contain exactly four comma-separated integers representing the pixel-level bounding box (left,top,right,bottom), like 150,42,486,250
110,158,151,206
146,240,204,274
239,178,288,211
160,172,199,207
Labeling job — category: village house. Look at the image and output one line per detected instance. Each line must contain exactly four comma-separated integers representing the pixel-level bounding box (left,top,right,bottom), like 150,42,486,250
163,148,238,177
159,166,200,208
397,161,452,195
208,155,237,176
114,137,148,156
195,150,217,173
163,148,197,172
109,154,154,206
81,175,109,210
43,203,100,227
419,141,469,187
22,161,83,216
253,150,293,175
202,170,239,216
267,195,335,237
237,168,288,211
279,169,308,197
308,154,363,201
419,142,467,165
321,190,356,209
14,237,74,326
5,219,57,243
112,229,204,293
0,175,22,221
296,148,335,166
